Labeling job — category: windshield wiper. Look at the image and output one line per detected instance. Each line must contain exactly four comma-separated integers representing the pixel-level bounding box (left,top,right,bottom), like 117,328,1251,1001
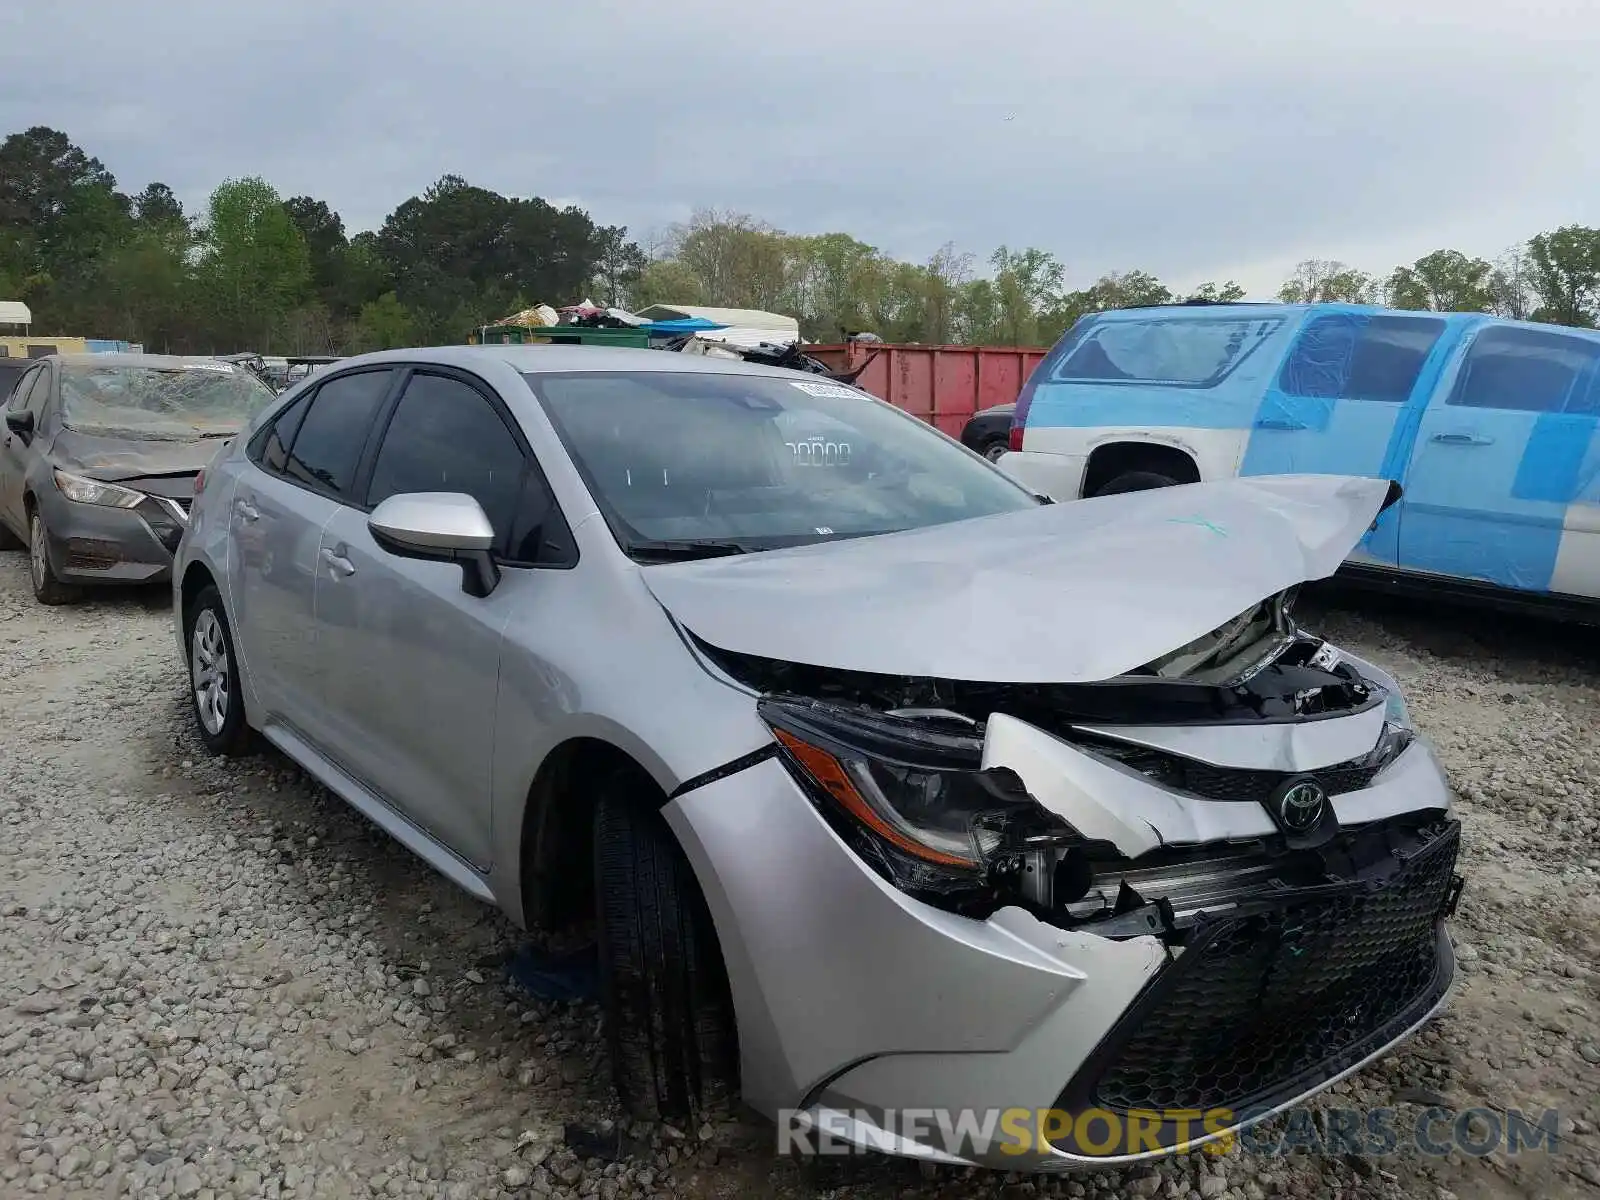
626,538,753,562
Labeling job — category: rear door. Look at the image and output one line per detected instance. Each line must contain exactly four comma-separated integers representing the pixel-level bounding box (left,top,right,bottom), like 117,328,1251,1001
1238,310,1456,564
227,368,397,728
1398,323,1600,595
314,367,540,867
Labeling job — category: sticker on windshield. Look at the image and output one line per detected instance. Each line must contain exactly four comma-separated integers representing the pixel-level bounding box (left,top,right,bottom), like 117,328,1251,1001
788,381,864,399
182,361,235,373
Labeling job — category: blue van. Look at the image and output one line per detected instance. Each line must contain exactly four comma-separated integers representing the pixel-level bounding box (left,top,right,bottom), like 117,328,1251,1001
1000,302,1600,612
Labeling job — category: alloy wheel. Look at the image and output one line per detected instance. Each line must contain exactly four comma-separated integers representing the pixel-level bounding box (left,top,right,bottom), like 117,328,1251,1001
191,609,230,736
29,516,47,591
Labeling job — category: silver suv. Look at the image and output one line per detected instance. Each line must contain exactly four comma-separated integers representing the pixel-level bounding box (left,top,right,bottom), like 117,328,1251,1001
174,346,1462,1170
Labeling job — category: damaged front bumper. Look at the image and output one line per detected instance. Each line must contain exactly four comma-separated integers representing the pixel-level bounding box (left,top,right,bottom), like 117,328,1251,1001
665,631,1463,1172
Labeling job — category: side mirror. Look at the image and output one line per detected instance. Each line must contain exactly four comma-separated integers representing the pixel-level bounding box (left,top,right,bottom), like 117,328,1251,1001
5,410,33,441
367,492,502,598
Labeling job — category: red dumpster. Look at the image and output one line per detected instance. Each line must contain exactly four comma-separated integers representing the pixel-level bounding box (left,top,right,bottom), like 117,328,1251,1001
805,342,1049,437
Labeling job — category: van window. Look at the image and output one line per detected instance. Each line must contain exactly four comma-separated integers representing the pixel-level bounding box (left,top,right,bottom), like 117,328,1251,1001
1280,313,1445,403
1446,326,1600,414
1054,316,1283,388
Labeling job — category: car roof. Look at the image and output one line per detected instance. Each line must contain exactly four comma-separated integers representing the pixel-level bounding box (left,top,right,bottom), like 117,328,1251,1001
46,352,251,369
326,343,825,381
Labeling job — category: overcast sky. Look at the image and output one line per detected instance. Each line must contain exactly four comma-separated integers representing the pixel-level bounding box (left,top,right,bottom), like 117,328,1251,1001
4,0,1599,298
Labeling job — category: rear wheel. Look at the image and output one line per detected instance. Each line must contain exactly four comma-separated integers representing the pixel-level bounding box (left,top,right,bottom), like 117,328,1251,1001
28,511,79,606
1092,470,1180,497
980,436,1009,463
186,585,255,756
595,772,737,1123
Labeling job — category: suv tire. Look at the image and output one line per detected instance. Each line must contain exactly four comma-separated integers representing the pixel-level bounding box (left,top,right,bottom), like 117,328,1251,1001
1092,470,1181,497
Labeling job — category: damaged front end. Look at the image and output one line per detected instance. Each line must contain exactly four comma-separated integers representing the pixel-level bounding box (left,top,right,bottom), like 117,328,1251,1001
710,591,1463,1148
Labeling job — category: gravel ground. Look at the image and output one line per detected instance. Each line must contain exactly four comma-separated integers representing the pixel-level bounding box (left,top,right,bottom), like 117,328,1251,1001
0,556,1596,1200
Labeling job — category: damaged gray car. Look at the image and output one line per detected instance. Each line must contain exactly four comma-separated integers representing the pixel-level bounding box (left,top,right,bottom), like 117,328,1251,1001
1,354,276,604
173,346,1463,1171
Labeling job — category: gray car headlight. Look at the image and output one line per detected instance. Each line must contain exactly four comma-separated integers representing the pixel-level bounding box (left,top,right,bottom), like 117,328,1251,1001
759,697,1068,901
54,469,144,509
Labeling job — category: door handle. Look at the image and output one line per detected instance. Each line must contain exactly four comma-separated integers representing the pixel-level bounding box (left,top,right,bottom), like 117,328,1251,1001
320,548,355,577
1254,417,1307,431
1430,432,1494,446
235,498,260,521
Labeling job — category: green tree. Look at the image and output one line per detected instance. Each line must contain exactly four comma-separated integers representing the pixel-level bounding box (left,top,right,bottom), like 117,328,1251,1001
350,292,418,351
789,232,885,339
132,182,185,229
631,258,709,309
1041,270,1174,342
1488,244,1535,321
194,177,312,350
1525,226,1600,327
1277,259,1376,304
377,174,605,340
282,196,354,318
591,225,649,308
1386,249,1494,312
1185,280,1247,303
988,246,1065,344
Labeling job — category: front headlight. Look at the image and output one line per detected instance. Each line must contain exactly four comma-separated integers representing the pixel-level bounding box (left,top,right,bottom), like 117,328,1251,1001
54,469,144,509
759,697,1067,901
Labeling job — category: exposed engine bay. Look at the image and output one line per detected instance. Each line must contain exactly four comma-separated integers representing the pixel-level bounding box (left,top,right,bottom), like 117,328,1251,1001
700,587,1454,946
701,588,1380,728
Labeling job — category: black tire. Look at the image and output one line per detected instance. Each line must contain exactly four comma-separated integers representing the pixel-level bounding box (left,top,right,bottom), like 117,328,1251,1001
979,437,1009,463
28,509,80,606
595,774,737,1123
184,585,255,757
1092,470,1181,497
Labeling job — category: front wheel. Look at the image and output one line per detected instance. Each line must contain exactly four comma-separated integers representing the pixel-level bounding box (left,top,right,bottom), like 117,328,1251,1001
29,511,79,606
186,586,255,756
595,774,737,1123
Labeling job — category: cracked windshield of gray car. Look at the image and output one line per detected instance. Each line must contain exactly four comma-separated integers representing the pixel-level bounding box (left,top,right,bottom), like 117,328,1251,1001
528,370,1041,551
60,359,277,440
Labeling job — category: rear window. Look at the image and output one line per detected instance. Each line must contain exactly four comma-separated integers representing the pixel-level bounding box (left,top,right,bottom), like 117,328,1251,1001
1053,316,1284,387
1447,325,1600,414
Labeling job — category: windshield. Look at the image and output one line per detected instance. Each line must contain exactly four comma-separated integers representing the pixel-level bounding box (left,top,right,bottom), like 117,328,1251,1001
526,370,1039,557
60,360,277,440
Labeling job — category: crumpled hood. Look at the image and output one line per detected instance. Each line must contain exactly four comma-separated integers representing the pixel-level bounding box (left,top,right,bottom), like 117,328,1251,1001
52,428,228,479
641,474,1397,684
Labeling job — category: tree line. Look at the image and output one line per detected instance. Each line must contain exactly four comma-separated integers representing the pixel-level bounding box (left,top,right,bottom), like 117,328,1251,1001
4,125,1600,356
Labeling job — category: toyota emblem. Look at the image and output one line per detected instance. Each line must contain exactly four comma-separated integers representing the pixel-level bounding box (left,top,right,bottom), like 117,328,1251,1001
1275,778,1328,834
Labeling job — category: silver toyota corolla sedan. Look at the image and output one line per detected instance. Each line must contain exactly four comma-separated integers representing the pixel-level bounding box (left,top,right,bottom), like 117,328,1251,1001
173,345,1463,1171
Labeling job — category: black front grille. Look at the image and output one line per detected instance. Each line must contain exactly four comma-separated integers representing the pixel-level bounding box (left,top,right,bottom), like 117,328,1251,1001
1096,743,1381,803
1054,821,1460,1150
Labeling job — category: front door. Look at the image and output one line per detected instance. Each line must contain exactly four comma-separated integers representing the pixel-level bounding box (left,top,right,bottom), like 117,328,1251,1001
0,365,45,533
314,369,531,868
1398,323,1600,595
1238,309,1461,564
